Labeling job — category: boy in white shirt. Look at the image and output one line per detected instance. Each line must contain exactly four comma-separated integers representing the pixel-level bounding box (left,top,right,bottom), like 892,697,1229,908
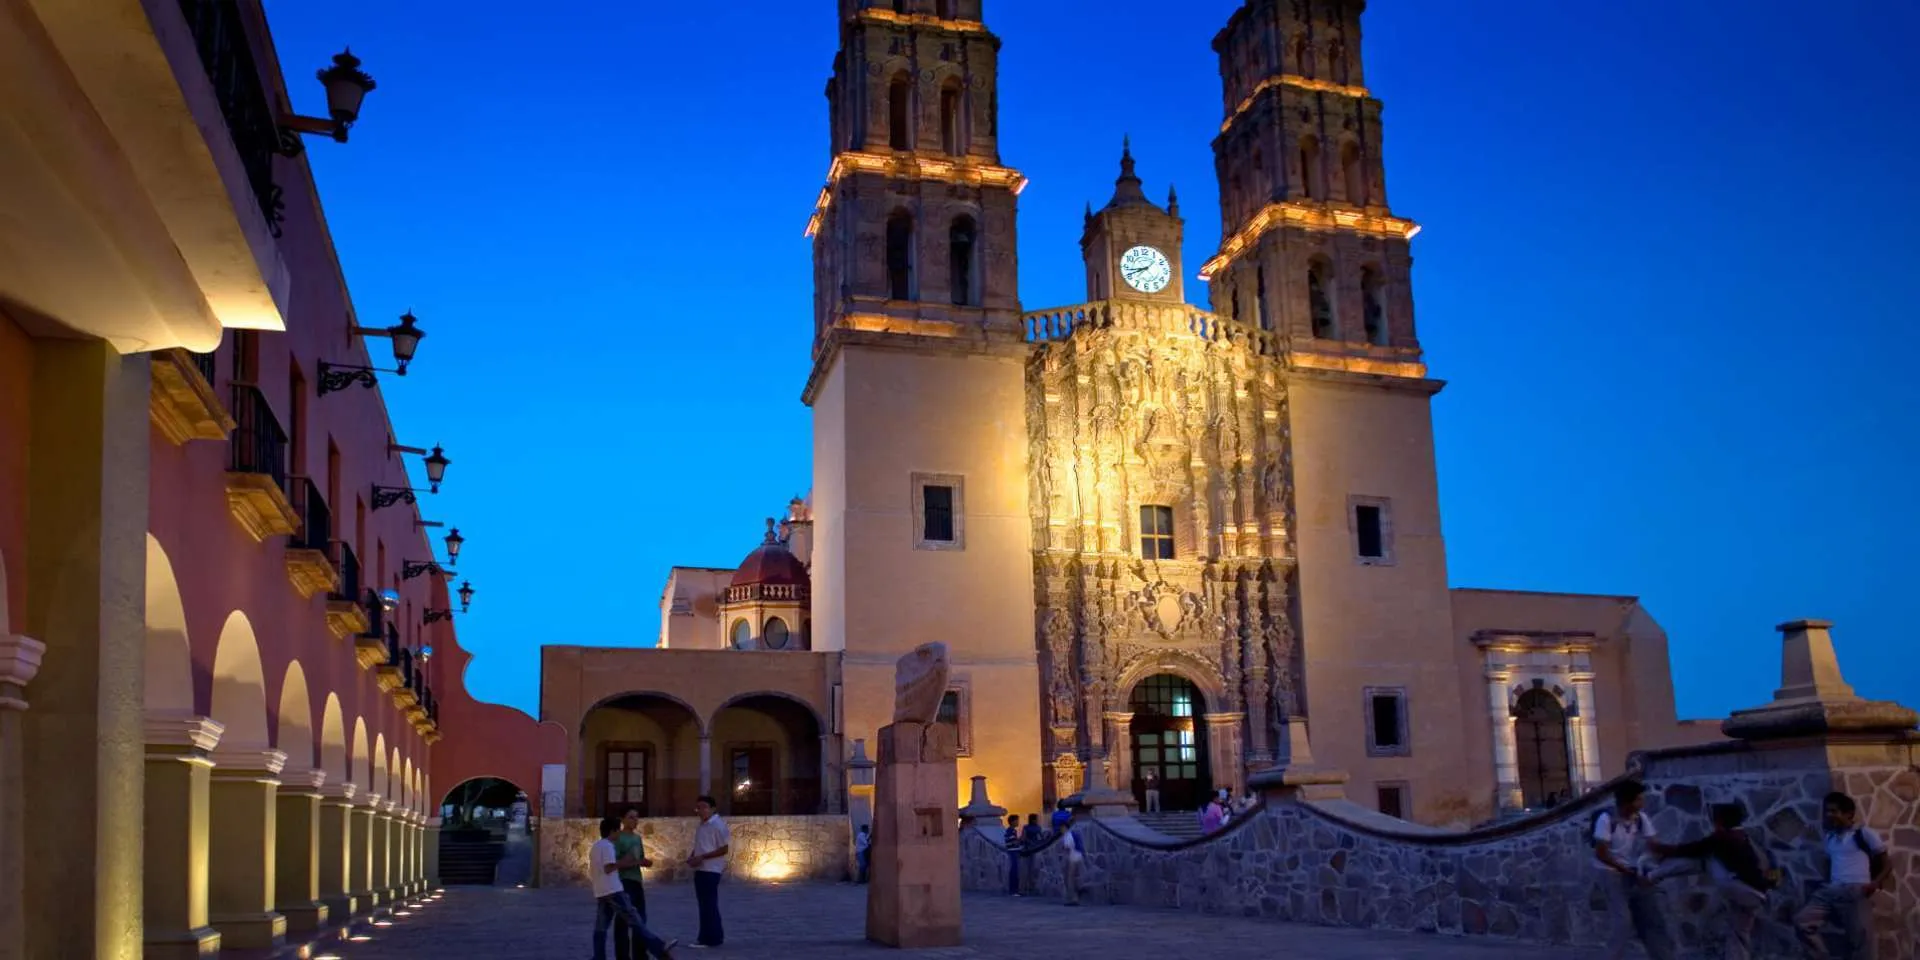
1591,781,1675,960
1796,791,1890,959
589,817,676,960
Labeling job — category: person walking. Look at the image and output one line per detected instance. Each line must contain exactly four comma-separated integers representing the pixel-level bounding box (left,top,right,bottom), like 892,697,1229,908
589,817,677,960
612,808,653,960
1650,801,1776,959
684,796,730,949
1059,820,1085,906
1591,781,1675,960
1795,791,1890,959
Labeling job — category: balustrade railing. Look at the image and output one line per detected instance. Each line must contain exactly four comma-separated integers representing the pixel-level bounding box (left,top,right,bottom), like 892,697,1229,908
176,0,286,235
360,588,385,638
724,582,809,604
1022,300,1280,357
288,477,332,551
190,350,219,385
329,541,361,604
228,384,288,487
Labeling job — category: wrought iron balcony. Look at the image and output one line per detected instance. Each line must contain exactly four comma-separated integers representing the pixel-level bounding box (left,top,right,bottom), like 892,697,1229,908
284,478,339,599
224,384,298,540
150,349,234,445
324,541,368,638
352,590,389,669
176,0,286,236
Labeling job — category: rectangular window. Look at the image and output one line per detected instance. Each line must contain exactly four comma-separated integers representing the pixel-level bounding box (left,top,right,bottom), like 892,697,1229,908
911,473,965,550
934,681,972,756
1365,687,1410,757
1376,783,1408,820
1349,495,1394,565
601,747,648,816
1140,505,1175,560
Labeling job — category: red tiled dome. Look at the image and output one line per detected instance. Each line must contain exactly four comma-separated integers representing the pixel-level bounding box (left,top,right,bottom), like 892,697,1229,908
730,520,809,590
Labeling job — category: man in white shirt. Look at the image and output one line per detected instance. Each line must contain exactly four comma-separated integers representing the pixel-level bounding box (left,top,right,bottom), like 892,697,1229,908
1796,791,1890,959
589,817,676,960
1060,822,1085,906
684,796,730,949
1591,781,1675,960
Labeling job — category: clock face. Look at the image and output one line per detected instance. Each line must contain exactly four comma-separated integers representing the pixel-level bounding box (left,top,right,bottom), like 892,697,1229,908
1119,245,1173,294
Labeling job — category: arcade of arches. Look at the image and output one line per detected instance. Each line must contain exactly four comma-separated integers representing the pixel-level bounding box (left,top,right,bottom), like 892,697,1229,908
574,693,828,819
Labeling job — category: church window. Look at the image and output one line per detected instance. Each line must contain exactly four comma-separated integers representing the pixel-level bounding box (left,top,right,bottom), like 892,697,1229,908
1361,268,1387,345
888,74,912,150
1307,261,1334,338
886,211,914,301
1365,687,1410,757
764,617,791,650
600,746,649,817
730,618,754,650
940,86,963,155
1376,782,1408,819
1298,134,1322,201
1139,505,1176,560
912,472,965,550
1256,265,1271,330
1292,33,1313,78
1342,142,1368,206
1331,39,1349,85
948,215,976,306
1349,495,1393,564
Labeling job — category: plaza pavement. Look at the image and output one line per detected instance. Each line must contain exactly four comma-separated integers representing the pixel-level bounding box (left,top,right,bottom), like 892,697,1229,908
311,881,1608,959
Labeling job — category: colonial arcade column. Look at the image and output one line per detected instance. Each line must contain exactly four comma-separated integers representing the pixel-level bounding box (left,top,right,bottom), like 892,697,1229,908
142,714,223,959
372,801,395,903
1204,712,1247,798
1485,674,1523,811
317,783,358,919
274,769,328,932
0,635,45,960
423,816,443,887
349,794,379,908
206,747,288,948
698,734,712,797
1568,673,1603,793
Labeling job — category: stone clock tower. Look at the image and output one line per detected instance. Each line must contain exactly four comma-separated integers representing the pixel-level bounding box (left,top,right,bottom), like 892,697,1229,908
803,0,1045,815
1081,141,1185,305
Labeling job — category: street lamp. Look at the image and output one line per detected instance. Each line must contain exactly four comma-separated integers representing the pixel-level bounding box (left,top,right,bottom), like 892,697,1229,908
318,312,428,395
278,49,377,150
388,443,451,493
443,528,464,563
458,581,475,613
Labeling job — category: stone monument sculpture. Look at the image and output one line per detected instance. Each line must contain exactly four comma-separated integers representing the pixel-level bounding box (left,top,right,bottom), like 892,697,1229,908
865,642,962,948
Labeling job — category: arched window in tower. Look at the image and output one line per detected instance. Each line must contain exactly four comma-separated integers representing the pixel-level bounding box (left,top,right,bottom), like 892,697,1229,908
1342,142,1367,206
1308,261,1335,339
1256,265,1271,331
888,74,912,150
1298,134,1321,201
948,215,977,306
886,211,915,301
1330,39,1349,85
1292,34,1313,78
936,0,955,18
939,84,963,156
1361,267,1387,345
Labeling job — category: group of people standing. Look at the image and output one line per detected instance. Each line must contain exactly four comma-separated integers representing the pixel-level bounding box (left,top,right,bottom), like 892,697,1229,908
1593,781,1891,959
585,796,734,960
1001,803,1087,904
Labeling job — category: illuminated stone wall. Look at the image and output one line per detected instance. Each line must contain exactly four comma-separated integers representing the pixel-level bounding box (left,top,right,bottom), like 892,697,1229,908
538,815,851,888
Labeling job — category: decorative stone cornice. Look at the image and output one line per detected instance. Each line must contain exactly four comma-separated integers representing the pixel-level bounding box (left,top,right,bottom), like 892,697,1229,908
1723,619,1919,740
0,634,46,710
355,792,384,810
278,767,327,793
319,782,359,804
210,747,288,780
144,712,225,754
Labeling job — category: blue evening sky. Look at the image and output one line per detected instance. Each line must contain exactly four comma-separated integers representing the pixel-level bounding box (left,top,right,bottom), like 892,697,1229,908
263,1,1919,721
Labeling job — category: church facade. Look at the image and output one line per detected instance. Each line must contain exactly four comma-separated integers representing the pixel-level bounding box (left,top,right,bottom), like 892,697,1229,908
548,0,1715,829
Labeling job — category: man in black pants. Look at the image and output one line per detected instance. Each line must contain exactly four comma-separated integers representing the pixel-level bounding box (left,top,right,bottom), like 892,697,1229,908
684,796,731,949
613,808,652,960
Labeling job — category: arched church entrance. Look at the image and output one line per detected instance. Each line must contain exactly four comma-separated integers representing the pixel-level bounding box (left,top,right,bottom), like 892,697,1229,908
438,777,531,886
710,694,824,817
1128,673,1212,811
1513,688,1573,808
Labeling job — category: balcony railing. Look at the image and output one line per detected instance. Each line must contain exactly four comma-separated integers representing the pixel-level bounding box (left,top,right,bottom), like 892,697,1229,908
288,477,332,551
329,541,361,604
176,0,286,236
190,350,219,386
1023,300,1280,357
228,383,288,487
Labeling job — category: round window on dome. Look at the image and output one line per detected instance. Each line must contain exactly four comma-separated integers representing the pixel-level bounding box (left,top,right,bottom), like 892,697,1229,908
730,619,754,650
765,617,791,650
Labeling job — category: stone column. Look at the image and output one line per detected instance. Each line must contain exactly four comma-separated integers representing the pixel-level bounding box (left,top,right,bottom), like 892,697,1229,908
817,733,833,813
1103,711,1135,794
0,635,46,960
1567,672,1603,793
698,734,712,797
142,714,223,959
845,739,876,834
1484,672,1522,811
349,795,379,908
1205,712,1247,797
207,748,287,948
20,341,149,960
866,720,961,947
317,784,358,919
273,769,327,932
424,816,443,887
406,812,423,893
371,803,394,903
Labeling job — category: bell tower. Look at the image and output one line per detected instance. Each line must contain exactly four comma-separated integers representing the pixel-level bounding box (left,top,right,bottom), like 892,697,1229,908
1080,140,1185,305
804,0,1044,815
1204,0,1462,822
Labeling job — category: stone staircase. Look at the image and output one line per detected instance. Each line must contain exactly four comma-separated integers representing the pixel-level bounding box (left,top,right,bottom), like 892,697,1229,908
438,828,505,885
1133,811,1207,842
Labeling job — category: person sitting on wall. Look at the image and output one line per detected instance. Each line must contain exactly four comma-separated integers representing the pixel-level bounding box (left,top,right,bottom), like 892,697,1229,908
1649,801,1777,960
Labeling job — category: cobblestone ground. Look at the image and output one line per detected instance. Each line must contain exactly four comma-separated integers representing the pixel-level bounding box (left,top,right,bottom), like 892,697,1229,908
315,882,1608,959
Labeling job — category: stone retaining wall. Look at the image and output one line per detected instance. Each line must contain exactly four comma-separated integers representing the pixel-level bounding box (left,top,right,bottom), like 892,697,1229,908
540,815,850,888
963,739,1918,959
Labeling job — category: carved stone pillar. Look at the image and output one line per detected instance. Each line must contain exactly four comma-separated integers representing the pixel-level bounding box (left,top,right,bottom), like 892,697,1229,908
1485,674,1522,811
273,768,327,932
1051,754,1084,804
371,803,394,903
1204,712,1247,797
423,816,443,887
206,748,288,948
818,734,834,814
317,784,357,919
142,714,223,959
1568,673,1603,793
0,636,45,960
1103,711,1135,794
349,795,379,907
